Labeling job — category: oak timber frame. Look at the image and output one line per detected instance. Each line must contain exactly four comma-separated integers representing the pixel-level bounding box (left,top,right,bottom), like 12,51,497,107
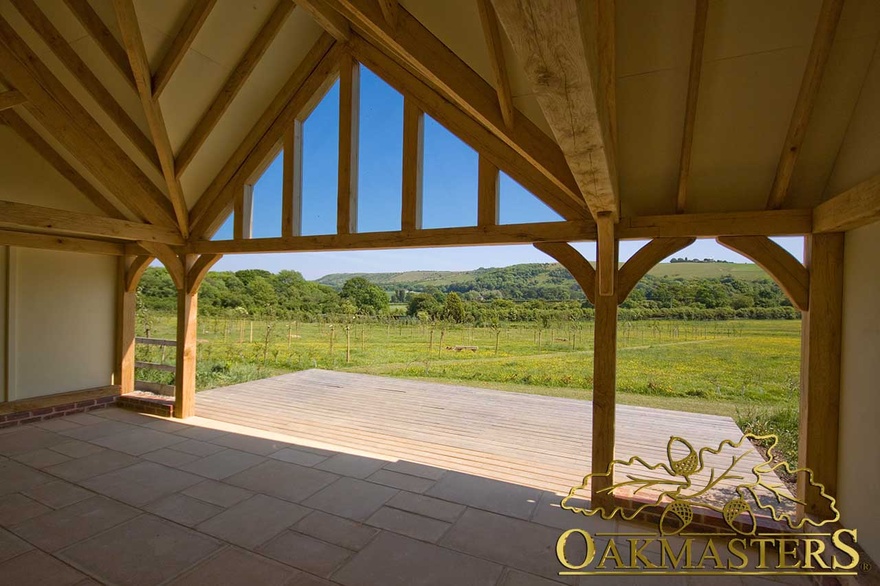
0,0,875,524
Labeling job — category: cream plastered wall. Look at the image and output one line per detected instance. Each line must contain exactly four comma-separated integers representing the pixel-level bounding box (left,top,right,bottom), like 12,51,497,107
839,220,880,563
4,248,115,401
0,247,7,400
0,126,116,402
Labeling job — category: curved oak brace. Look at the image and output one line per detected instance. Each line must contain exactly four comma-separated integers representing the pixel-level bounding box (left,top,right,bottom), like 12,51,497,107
533,241,595,304
138,241,185,290
186,254,222,294
124,255,154,292
617,237,695,303
716,236,809,311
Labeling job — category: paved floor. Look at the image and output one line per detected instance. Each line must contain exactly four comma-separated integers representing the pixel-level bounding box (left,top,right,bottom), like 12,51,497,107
0,406,808,585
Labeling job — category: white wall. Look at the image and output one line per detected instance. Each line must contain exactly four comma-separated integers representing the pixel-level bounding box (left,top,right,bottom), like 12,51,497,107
2,249,116,401
838,220,880,563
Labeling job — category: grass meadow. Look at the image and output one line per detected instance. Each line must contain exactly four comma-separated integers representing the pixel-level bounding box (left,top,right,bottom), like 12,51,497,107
136,316,801,463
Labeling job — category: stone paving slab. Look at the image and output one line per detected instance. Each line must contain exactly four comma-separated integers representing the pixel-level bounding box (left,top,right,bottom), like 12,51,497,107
0,407,814,586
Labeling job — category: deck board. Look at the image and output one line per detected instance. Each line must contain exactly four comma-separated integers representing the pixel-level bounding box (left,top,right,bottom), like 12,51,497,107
196,370,787,503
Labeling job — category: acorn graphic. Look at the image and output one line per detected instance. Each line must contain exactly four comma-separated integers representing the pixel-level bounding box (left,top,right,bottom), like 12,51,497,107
660,499,693,535
723,497,757,535
667,437,699,477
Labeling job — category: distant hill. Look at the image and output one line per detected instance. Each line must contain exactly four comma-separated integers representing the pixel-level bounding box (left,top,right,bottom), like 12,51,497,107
315,262,768,290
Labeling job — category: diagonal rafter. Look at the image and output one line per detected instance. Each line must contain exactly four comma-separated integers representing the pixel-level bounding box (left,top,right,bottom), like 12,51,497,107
175,0,295,178
113,0,189,238
0,15,177,228
326,0,585,212
492,0,618,221
766,0,844,210
1,110,125,219
476,0,514,130
675,0,708,214
294,0,350,41
0,89,26,110
63,0,137,91
152,0,217,98
11,0,160,171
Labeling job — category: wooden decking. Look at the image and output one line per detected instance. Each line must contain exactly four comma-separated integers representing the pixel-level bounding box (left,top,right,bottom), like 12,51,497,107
196,370,785,504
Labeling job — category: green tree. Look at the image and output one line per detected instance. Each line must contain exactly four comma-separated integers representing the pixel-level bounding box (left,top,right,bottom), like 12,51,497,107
407,293,441,318
443,292,466,323
341,277,389,314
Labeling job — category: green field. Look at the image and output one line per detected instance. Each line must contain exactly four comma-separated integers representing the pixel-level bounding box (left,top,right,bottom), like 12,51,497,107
135,316,800,463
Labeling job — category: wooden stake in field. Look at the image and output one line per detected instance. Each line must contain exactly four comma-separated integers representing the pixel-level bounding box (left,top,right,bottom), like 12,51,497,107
329,325,335,357
428,328,434,352
438,328,445,358
287,322,292,350
262,323,272,365
250,320,254,343
361,326,365,352
494,329,500,355
345,325,351,363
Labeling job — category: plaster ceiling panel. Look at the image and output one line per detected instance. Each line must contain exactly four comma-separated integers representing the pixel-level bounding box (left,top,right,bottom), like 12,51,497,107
616,0,693,79
687,46,809,213
69,35,149,136
0,2,166,192
616,68,689,217
189,0,278,70
787,33,880,209
703,0,821,62
0,124,106,215
511,94,552,139
132,0,190,39
159,47,227,153
180,13,323,206
401,0,493,86
823,40,880,199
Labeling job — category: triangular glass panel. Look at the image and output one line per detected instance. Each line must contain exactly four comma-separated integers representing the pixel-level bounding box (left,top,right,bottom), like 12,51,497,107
211,212,233,240
357,65,403,233
498,172,564,224
301,79,340,236
421,115,478,229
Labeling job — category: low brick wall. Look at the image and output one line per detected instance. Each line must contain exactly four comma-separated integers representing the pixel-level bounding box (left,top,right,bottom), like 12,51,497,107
0,395,117,429
116,394,174,418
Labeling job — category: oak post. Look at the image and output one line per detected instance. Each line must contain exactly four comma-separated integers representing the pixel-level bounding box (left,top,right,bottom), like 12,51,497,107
175,255,198,418
799,232,843,518
116,257,136,393
592,235,618,507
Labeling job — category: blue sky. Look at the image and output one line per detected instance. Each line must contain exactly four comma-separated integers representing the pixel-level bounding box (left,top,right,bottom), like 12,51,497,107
210,66,803,280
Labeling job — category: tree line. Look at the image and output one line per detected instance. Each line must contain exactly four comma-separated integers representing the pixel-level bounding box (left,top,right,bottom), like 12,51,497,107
137,264,799,323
